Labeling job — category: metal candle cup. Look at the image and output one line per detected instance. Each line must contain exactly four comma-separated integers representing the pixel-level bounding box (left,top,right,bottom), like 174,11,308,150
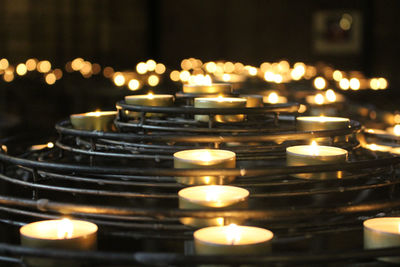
20,219,98,267
364,217,400,263
70,111,116,131
240,94,264,107
194,97,247,123
124,94,174,118
174,149,236,185
194,225,273,257
286,143,348,179
296,116,350,144
296,116,350,131
178,185,249,227
183,83,232,94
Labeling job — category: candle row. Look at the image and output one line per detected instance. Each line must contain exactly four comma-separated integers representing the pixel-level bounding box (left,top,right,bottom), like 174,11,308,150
19,216,400,264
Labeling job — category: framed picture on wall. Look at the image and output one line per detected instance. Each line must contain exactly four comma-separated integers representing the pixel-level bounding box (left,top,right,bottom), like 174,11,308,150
313,10,362,54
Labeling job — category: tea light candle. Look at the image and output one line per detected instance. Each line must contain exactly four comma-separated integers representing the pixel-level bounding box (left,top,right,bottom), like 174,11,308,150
125,93,174,107
390,147,400,155
363,143,392,153
364,217,400,263
20,218,98,266
240,94,264,107
124,93,174,118
183,83,232,94
296,116,350,131
386,124,400,137
194,224,273,256
194,96,247,123
70,111,116,131
179,185,249,227
174,149,236,185
286,141,348,179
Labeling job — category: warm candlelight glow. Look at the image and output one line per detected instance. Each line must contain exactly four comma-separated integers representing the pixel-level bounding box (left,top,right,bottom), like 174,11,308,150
175,149,235,165
286,143,348,179
394,125,400,136
113,73,125,86
325,89,336,102
364,143,392,152
200,150,213,162
314,93,325,105
174,149,236,185
339,78,350,90
57,218,73,239
194,225,273,246
147,92,154,99
364,217,400,263
20,219,98,240
268,92,279,104
314,77,326,90
310,140,319,156
225,224,241,245
179,185,249,208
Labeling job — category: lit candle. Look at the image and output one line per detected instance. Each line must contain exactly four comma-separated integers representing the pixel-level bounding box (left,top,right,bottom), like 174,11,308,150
124,93,174,118
174,149,236,185
179,185,249,227
183,83,232,95
263,92,287,104
125,93,174,107
20,218,97,267
194,96,247,123
296,116,350,131
286,141,348,179
194,224,273,256
240,94,264,107
386,124,400,137
70,111,116,131
391,147,400,155
364,217,400,263
363,143,392,153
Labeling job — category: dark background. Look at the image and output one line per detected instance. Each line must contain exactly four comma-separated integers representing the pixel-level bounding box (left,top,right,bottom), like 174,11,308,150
0,0,399,135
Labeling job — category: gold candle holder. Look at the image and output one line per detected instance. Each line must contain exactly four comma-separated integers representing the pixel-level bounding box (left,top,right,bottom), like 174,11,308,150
20,219,98,267
296,116,350,131
174,149,236,185
183,83,232,94
194,97,247,123
286,141,348,179
179,185,249,227
194,224,273,257
364,217,400,263
70,111,117,131
124,93,174,118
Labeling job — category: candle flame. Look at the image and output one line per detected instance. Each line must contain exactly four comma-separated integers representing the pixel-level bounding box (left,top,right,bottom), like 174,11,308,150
267,92,279,104
57,218,73,239
394,125,400,136
147,92,154,99
200,150,213,161
310,140,319,156
225,224,241,245
216,217,224,226
217,95,224,103
205,186,221,202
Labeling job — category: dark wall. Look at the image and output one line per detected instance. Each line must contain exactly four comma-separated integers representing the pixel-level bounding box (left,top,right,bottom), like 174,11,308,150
1,0,399,77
